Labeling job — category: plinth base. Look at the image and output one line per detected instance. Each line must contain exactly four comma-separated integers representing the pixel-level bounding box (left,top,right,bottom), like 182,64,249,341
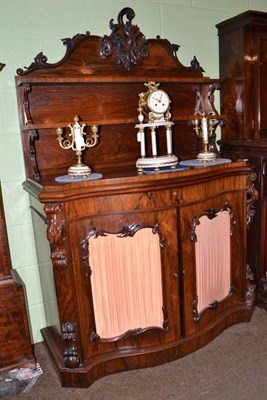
197,152,217,162
41,304,254,388
136,155,178,174
68,164,91,178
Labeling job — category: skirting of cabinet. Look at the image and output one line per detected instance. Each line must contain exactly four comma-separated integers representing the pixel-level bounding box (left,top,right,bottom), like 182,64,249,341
41,305,253,388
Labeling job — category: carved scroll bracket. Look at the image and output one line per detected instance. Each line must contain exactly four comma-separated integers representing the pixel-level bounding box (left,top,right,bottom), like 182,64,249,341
194,83,221,117
29,129,40,181
193,83,225,155
23,84,33,124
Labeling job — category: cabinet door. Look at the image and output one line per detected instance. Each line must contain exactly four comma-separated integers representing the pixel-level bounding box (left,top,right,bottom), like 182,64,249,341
179,193,246,337
252,29,267,138
69,209,181,359
259,156,267,298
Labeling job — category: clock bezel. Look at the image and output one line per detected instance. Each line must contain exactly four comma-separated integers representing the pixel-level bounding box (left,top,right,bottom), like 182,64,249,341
147,89,170,115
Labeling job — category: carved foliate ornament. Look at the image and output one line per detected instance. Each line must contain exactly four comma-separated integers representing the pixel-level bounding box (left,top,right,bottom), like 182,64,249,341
46,216,63,245
246,264,256,306
190,56,204,72
63,347,80,369
191,202,235,242
62,321,77,341
100,7,148,71
246,172,258,228
44,203,68,270
193,285,235,322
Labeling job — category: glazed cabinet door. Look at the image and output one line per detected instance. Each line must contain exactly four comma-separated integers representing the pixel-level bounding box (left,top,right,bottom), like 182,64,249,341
69,209,182,360
258,156,267,302
179,192,247,337
251,29,267,139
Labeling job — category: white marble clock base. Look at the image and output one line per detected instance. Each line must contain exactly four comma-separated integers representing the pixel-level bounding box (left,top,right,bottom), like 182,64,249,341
136,154,178,174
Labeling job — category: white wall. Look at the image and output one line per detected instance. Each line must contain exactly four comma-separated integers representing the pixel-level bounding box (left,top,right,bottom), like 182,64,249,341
1,0,267,343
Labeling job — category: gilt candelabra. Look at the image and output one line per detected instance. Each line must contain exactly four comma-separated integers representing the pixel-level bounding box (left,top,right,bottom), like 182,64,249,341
57,116,99,178
193,112,217,162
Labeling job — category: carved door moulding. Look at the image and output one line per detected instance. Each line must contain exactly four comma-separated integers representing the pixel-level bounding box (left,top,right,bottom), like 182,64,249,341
81,222,168,342
191,204,234,321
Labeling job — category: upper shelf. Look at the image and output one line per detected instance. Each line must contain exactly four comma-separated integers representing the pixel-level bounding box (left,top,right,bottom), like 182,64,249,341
15,7,224,184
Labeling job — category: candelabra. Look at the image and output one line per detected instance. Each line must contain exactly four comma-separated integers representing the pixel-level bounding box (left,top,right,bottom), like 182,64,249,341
57,116,99,178
193,112,217,162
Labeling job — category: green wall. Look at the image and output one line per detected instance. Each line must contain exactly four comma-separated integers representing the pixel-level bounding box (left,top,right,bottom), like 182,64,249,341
1,0,267,343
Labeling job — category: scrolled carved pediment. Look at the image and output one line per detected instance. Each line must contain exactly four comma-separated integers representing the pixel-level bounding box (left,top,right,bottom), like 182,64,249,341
100,7,148,71
16,7,204,78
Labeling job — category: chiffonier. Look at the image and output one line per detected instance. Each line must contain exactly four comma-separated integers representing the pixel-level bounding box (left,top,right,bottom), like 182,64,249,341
0,184,35,371
217,10,267,309
15,8,257,387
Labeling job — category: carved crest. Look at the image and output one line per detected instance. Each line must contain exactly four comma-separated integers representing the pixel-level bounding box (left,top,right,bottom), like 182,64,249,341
100,7,148,71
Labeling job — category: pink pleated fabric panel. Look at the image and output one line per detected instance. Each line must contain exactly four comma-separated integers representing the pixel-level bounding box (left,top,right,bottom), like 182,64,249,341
89,228,164,339
195,210,231,314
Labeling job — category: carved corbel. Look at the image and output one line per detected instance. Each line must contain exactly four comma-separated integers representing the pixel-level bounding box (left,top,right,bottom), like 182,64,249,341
44,203,68,270
45,203,64,244
193,83,225,154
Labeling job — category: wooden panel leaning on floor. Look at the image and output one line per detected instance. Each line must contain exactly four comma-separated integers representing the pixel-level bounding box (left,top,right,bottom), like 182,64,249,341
15,7,257,387
0,182,36,371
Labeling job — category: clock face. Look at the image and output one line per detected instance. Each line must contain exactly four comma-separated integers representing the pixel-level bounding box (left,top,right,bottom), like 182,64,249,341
147,90,170,114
